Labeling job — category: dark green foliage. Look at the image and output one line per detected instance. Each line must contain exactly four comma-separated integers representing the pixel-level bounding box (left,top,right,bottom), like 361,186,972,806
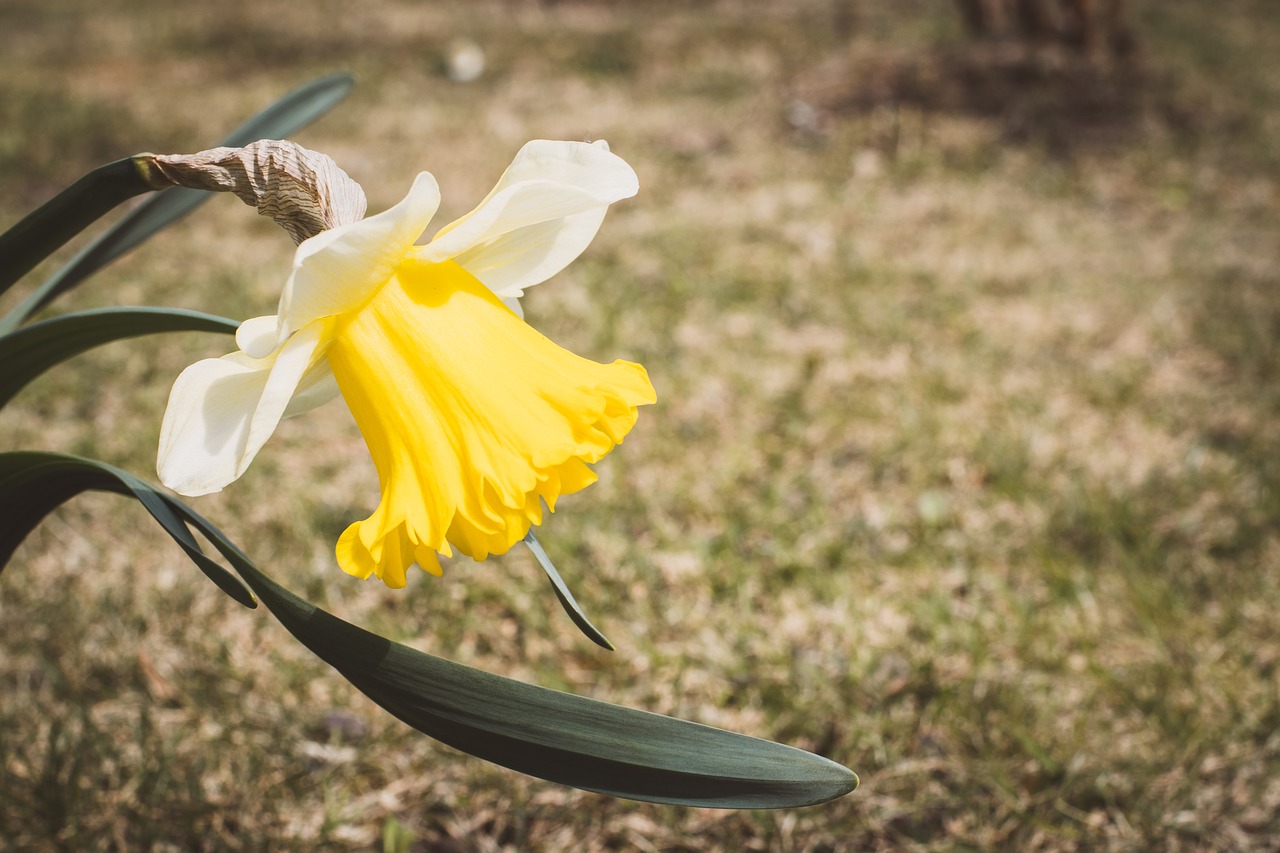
0,451,857,808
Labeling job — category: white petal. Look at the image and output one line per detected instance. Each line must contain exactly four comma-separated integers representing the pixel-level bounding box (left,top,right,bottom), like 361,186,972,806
157,354,270,496
157,320,330,496
283,361,340,418
418,140,636,296
502,296,524,319
235,314,278,359
277,171,440,342
451,207,607,297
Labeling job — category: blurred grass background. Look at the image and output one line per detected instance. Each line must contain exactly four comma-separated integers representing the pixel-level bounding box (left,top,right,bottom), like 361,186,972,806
2,0,1279,849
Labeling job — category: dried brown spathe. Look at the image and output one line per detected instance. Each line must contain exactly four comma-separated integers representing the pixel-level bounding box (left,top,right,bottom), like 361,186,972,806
136,139,368,244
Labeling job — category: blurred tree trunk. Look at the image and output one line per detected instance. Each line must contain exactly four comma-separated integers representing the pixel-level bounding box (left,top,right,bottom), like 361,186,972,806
955,0,1136,57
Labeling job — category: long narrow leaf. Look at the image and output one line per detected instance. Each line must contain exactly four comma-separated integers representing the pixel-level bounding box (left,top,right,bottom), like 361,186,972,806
524,530,614,651
0,452,254,608
0,158,151,300
0,306,237,408
0,451,859,808
0,73,354,333
216,72,355,150
183,502,859,809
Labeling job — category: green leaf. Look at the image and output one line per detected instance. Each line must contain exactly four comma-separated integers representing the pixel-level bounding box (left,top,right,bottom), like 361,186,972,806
216,72,355,150
0,452,254,608
190,511,860,808
0,73,355,333
0,451,859,808
0,306,237,408
523,530,614,651
0,158,152,302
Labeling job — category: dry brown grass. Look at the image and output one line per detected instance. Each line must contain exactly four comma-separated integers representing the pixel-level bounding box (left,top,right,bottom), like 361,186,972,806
3,0,1280,849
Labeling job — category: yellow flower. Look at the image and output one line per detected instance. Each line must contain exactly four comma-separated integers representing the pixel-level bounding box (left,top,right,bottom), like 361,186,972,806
158,141,654,588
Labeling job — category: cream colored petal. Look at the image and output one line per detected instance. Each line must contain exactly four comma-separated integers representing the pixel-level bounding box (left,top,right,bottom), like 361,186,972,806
277,171,440,342
283,361,340,418
235,314,278,358
502,296,524,318
418,140,636,296
451,207,607,298
157,320,330,496
157,353,272,496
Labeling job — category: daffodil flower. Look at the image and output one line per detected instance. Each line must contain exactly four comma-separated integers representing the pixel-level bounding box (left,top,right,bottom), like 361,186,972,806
158,140,655,588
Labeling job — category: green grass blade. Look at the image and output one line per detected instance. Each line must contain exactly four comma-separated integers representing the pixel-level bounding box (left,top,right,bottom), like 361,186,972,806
0,450,858,807
0,158,151,301
523,530,614,650
0,306,237,408
0,452,255,608
0,73,355,334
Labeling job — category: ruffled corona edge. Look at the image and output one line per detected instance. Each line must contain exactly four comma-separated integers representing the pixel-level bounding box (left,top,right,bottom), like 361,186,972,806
328,258,655,588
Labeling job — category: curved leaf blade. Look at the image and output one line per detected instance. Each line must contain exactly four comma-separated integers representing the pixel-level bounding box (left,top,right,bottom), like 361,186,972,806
182,509,859,808
0,451,858,808
217,72,356,150
0,306,237,408
0,73,355,333
0,158,151,301
0,452,255,608
523,529,614,651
